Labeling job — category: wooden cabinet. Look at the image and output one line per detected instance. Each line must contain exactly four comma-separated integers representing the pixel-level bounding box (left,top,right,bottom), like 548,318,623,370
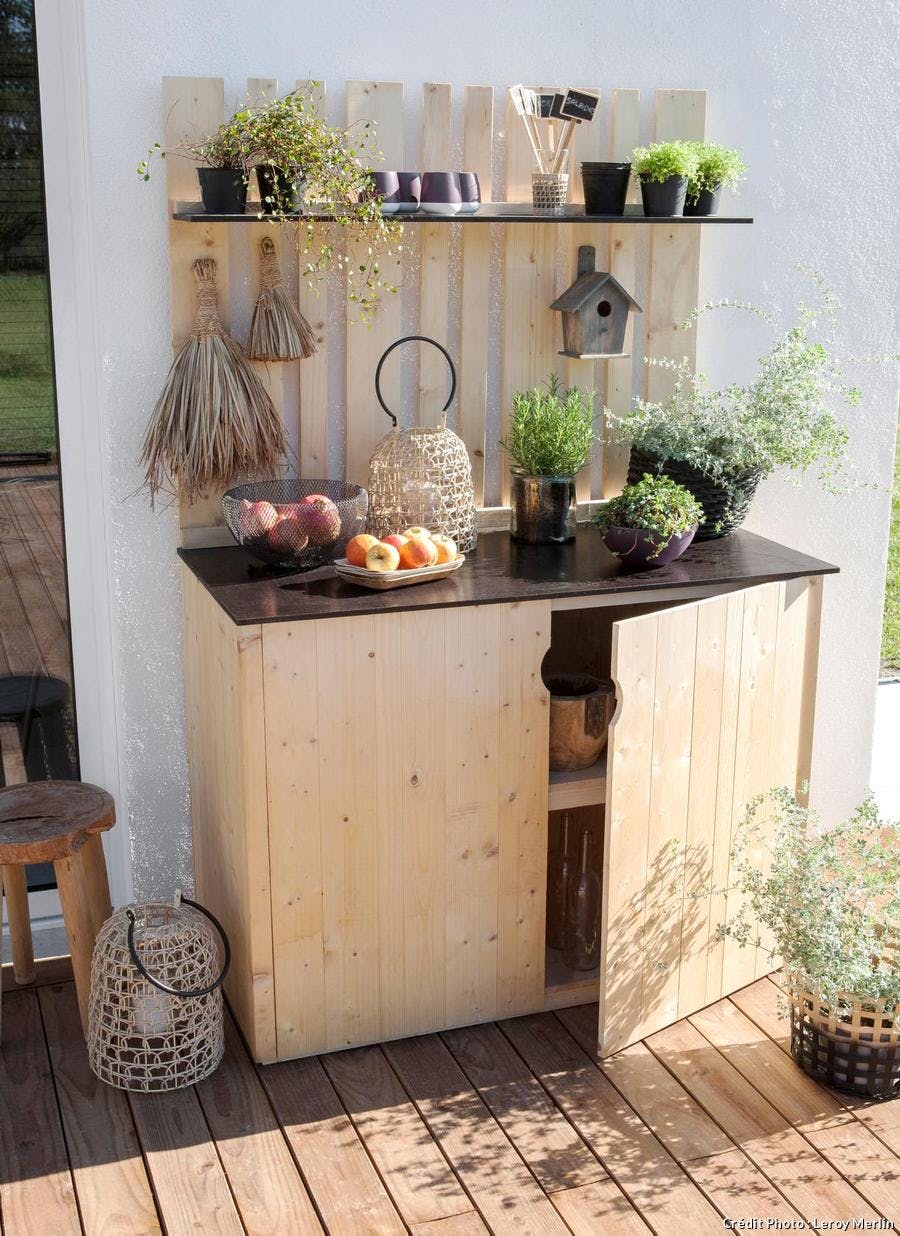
180,534,829,1064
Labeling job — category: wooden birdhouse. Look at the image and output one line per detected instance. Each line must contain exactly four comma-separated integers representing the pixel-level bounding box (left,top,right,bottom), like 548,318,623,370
550,244,642,359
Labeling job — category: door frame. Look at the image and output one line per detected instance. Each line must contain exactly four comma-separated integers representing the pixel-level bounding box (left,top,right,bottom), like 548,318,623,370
28,0,133,908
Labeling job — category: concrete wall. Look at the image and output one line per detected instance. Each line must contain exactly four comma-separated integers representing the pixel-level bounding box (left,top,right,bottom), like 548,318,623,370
73,0,898,896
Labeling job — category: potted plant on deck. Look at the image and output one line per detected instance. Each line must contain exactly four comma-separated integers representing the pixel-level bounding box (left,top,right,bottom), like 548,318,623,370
720,788,899,1098
593,472,704,567
631,141,699,216
610,277,862,537
685,141,747,216
501,375,595,544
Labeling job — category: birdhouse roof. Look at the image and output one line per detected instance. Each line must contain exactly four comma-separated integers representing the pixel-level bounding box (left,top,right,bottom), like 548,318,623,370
550,272,642,314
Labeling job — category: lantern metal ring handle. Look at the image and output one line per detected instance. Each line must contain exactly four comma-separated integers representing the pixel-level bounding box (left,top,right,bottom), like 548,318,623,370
126,896,231,998
375,335,457,428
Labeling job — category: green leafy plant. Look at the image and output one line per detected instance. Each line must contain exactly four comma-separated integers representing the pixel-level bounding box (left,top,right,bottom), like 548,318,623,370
593,473,703,552
501,375,596,477
607,274,868,492
718,788,899,1016
136,114,254,180
686,141,747,203
630,141,699,182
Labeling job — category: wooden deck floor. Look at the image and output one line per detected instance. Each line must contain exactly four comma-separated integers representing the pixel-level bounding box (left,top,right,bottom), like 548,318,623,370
0,963,897,1235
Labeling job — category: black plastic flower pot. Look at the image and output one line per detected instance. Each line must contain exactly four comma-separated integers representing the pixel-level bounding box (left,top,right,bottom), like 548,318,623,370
255,166,307,214
196,167,248,215
581,162,631,216
639,174,688,217
684,185,723,216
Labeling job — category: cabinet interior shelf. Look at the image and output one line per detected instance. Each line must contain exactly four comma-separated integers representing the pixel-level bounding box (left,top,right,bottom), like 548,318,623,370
172,202,754,225
544,948,600,1009
548,753,607,812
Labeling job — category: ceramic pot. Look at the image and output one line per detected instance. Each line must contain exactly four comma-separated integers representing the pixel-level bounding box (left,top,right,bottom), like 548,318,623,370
255,166,306,214
639,174,687,216
602,523,697,568
420,171,461,215
581,162,631,215
197,167,247,214
396,171,422,212
510,474,576,544
458,172,481,214
684,184,723,216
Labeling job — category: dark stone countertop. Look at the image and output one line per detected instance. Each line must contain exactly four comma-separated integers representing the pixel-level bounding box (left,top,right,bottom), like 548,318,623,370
178,526,838,627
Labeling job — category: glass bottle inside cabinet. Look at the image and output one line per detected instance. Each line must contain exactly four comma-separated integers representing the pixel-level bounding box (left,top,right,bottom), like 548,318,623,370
563,827,601,971
546,811,575,950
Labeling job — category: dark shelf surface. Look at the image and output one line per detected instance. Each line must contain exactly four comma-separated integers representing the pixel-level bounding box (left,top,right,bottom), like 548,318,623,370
179,526,837,627
172,202,753,225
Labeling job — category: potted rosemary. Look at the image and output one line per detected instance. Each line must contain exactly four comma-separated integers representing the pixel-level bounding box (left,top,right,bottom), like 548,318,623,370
720,789,899,1098
593,473,703,567
631,141,699,216
611,276,862,537
501,376,595,544
684,142,747,216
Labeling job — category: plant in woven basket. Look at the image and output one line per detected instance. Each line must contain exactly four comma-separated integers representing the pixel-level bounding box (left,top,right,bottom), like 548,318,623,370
501,375,596,477
718,787,899,1017
593,473,704,554
685,141,747,204
630,141,699,183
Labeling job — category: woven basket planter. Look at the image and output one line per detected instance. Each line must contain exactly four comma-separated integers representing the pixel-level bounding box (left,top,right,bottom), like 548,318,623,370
626,448,760,540
786,967,900,1099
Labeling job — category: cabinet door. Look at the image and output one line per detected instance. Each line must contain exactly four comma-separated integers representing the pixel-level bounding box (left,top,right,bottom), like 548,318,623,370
598,577,822,1056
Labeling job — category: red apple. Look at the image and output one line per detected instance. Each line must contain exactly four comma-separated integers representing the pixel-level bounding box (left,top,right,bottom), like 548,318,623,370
398,536,439,569
383,534,409,552
365,542,400,572
240,498,278,539
346,533,380,567
296,495,341,546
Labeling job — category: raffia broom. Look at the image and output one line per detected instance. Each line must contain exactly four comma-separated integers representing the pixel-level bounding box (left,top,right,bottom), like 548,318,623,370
142,257,286,503
247,235,318,361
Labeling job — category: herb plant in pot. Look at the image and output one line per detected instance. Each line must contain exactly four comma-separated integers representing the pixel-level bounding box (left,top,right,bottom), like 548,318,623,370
502,376,595,545
631,141,698,216
719,789,899,1098
611,276,864,537
594,473,703,567
138,119,253,214
685,142,747,216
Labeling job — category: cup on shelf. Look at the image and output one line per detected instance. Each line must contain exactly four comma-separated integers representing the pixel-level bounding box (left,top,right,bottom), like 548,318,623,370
457,172,481,214
420,171,462,215
361,170,401,213
396,171,422,213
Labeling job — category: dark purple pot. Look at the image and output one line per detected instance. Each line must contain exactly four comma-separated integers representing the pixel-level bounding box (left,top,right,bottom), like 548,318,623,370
396,171,422,212
361,170,401,212
602,523,697,568
458,171,481,213
420,171,461,214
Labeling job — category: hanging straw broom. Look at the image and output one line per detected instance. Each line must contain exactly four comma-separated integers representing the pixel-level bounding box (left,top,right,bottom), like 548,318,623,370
142,257,287,504
247,235,318,361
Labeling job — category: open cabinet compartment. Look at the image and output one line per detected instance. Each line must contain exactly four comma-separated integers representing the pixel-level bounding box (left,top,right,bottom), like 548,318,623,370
540,576,822,1057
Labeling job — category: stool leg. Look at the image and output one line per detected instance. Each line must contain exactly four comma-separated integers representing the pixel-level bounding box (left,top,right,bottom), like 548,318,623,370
54,848,98,1035
79,834,112,938
1,864,35,985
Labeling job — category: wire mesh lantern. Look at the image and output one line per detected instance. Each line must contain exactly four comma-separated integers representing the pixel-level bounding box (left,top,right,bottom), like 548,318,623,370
366,336,477,552
88,894,230,1092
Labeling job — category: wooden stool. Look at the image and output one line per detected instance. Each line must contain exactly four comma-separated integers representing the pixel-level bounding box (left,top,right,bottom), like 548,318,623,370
0,780,115,1036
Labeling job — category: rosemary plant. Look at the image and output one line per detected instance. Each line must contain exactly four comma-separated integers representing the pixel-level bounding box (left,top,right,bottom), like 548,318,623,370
501,376,596,477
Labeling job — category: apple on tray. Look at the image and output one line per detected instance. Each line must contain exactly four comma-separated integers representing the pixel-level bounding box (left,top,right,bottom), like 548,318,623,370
365,542,401,573
430,534,458,564
382,534,409,552
402,526,432,540
345,533,380,567
399,536,439,570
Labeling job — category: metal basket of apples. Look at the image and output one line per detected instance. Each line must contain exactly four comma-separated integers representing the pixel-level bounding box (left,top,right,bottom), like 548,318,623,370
337,526,464,589
223,479,368,571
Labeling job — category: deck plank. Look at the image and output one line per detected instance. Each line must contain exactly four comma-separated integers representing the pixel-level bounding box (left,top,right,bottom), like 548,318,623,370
322,1044,473,1226
383,1034,569,1233
195,1015,323,1234
38,982,161,1235
257,1053,405,1234
0,989,81,1236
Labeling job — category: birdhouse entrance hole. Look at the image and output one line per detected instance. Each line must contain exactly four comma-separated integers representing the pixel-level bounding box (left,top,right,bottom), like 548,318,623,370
597,300,612,318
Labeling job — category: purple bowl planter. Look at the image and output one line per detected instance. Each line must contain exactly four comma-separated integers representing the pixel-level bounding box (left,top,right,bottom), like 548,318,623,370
602,524,698,568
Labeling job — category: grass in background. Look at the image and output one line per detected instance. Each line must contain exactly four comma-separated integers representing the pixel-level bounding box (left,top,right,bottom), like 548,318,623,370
0,271,56,455
882,435,900,675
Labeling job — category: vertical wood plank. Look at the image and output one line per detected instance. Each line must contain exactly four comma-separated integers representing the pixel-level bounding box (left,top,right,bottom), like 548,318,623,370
345,81,404,487
247,78,286,426
443,605,502,1025
296,80,330,479
646,90,707,403
602,89,641,497
796,575,823,801
420,84,453,420
262,622,326,1058
501,90,559,506
459,86,494,506
497,601,551,1015
317,614,381,1050
163,76,229,538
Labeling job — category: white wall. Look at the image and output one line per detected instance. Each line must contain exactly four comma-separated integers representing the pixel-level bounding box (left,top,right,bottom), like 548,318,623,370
64,0,897,897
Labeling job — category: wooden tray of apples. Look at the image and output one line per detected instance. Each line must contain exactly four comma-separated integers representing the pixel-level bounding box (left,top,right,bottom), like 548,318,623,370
336,527,464,590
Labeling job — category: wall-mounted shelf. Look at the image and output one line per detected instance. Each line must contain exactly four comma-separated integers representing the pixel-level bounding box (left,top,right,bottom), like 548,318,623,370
548,753,607,812
172,202,754,225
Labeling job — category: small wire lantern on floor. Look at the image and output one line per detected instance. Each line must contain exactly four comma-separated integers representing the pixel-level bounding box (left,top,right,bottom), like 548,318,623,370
88,893,230,1092
366,336,477,552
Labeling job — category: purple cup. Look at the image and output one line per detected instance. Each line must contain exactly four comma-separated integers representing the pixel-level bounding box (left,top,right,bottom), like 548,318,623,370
458,171,481,213
396,171,422,213
361,170,400,212
420,171,461,215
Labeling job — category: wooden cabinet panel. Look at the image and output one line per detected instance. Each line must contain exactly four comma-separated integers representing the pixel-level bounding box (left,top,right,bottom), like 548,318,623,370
599,578,822,1056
